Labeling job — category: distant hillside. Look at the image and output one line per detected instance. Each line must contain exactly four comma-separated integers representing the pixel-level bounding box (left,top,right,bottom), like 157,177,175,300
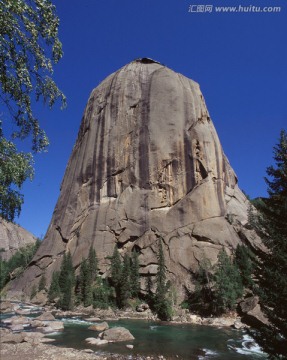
0,218,37,261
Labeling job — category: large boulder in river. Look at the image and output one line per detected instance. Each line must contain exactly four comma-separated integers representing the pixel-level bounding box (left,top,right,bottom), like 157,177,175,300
88,322,109,331
35,312,55,321
7,58,261,301
100,327,135,342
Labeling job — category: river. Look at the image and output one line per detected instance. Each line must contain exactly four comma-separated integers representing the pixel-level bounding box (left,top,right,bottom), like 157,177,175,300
48,317,266,359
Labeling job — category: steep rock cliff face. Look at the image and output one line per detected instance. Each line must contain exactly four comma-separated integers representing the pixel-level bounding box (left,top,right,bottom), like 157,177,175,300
8,59,261,300
0,218,37,261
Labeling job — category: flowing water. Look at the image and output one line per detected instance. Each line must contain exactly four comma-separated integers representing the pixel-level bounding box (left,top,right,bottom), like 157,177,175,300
47,318,267,359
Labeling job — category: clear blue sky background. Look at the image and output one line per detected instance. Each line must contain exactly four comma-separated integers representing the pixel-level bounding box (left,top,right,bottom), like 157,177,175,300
15,0,287,238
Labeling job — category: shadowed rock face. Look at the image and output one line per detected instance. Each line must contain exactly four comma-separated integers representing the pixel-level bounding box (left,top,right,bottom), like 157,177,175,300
8,59,261,300
0,218,37,261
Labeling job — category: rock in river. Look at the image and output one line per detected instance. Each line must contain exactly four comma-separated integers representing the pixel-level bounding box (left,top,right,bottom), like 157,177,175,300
100,327,135,342
88,321,109,331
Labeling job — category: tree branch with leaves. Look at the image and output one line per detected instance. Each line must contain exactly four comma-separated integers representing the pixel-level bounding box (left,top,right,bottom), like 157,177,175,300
0,0,66,221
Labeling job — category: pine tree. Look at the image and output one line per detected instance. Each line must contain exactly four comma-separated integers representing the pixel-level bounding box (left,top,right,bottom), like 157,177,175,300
235,244,254,288
77,246,98,307
110,245,122,288
130,251,140,298
213,249,243,314
77,259,87,303
154,239,172,321
93,277,112,309
58,251,75,310
88,245,97,282
252,130,287,359
77,259,93,307
189,258,214,315
145,272,154,305
118,254,131,308
83,272,93,307
48,271,60,302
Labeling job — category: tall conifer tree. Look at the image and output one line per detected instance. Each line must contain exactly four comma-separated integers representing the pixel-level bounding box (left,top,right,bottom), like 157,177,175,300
88,245,97,281
119,254,131,308
213,249,243,314
154,238,172,320
130,251,140,298
58,251,75,310
48,271,60,302
253,130,287,359
110,245,122,287
235,244,254,288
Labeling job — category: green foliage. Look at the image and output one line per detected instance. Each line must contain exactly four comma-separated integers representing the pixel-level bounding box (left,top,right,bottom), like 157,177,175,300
107,247,141,308
48,270,60,302
76,246,98,307
213,249,243,314
110,245,122,288
145,272,154,305
0,259,7,290
87,246,97,282
154,239,172,321
0,0,65,221
188,258,215,316
109,245,124,306
78,259,93,307
93,278,113,309
130,251,140,298
156,239,166,295
49,248,113,310
235,244,254,288
252,130,287,359
76,245,114,309
0,131,34,221
38,274,46,291
180,301,190,310
118,254,131,308
0,240,40,291
58,251,75,310
0,0,66,151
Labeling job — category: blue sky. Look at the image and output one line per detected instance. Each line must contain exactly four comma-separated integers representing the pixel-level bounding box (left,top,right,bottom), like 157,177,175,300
15,0,287,238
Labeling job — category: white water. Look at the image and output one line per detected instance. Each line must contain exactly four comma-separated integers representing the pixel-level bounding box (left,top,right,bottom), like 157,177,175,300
60,317,94,326
228,334,266,357
149,325,159,330
198,348,218,359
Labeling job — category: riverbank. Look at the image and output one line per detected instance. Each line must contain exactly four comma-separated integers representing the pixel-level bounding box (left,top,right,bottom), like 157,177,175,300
0,299,248,329
1,342,170,360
